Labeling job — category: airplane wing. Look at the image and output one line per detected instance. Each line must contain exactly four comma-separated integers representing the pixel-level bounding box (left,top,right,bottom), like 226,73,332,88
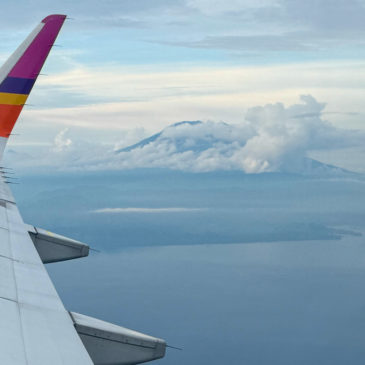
0,15,166,365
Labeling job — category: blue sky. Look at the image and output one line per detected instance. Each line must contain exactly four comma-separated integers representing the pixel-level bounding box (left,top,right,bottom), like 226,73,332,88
0,0,364,175
0,0,365,152
0,1,363,173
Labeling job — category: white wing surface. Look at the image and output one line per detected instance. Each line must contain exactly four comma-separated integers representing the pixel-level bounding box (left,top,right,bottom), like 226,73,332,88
0,176,93,364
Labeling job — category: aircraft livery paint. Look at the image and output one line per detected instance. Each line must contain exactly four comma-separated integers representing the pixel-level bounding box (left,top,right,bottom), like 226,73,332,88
0,15,66,140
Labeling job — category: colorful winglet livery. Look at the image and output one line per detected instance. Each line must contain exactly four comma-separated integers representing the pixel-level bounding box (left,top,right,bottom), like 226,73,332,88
0,14,66,154
0,16,166,365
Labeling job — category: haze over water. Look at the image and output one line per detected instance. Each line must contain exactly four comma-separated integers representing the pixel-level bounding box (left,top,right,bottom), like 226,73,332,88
11,170,365,364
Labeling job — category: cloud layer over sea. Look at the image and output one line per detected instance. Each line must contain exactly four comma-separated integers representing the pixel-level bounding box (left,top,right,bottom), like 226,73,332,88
6,95,365,174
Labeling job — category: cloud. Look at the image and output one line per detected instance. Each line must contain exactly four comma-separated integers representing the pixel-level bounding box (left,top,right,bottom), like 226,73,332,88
0,0,187,29
53,128,72,152
186,0,281,15
6,95,365,174
1,3,365,176
165,33,323,52
282,0,365,33
18,61,365,137
112,128,148,151
155,0,365,57
109,95,363,174
92,207,206,213
1,0,365,72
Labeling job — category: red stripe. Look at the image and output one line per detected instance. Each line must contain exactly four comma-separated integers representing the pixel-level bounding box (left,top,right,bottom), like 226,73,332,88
0,104,23,138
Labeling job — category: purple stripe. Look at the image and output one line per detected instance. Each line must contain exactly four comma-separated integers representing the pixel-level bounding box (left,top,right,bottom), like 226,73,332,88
9,15,66,79
0,77,35,94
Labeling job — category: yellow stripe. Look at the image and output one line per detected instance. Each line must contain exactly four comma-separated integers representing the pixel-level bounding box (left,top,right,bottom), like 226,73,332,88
0,92,28,105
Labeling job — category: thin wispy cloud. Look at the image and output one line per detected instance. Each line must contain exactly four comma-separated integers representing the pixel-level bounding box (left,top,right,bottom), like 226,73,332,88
186,0,281,15
20,61,365,134
92,207,206,213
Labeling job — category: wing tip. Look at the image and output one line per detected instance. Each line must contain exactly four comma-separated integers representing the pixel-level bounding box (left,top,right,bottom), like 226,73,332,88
42,14,67,23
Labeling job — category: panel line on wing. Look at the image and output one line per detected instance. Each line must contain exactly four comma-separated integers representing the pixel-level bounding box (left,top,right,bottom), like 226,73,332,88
0,252,40,266
0,295,17,304
76,332,160,349
3,199,30,364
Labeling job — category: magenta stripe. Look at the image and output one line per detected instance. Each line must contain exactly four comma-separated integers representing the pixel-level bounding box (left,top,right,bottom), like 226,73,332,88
9,15,66,79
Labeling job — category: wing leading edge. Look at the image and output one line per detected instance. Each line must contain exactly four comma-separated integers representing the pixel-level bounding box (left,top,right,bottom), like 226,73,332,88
0,15,166,365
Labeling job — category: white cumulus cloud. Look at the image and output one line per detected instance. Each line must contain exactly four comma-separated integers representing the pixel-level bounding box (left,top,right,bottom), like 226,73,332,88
112,95,364,173
53,128,72,152
5,95,365,175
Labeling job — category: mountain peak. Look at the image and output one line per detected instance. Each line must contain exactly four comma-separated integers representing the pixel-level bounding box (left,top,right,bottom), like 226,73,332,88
116,121,204,153
171,120,203,127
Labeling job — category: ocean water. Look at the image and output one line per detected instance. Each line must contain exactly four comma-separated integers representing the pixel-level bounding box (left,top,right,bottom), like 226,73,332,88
48,237,365,365
11,169,365,249
10,169,365,364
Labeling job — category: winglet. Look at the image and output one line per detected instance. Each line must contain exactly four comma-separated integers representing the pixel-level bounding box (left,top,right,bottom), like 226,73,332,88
0,14,66,156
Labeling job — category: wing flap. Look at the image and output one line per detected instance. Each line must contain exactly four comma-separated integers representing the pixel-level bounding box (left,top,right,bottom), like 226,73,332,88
27,224,90,263
70,312,166,365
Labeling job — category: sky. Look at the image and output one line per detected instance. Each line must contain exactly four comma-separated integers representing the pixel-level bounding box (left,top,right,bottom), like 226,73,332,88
0,0,365,172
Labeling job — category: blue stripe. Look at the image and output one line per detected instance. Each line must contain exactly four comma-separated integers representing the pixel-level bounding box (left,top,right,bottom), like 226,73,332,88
0,77,35,95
